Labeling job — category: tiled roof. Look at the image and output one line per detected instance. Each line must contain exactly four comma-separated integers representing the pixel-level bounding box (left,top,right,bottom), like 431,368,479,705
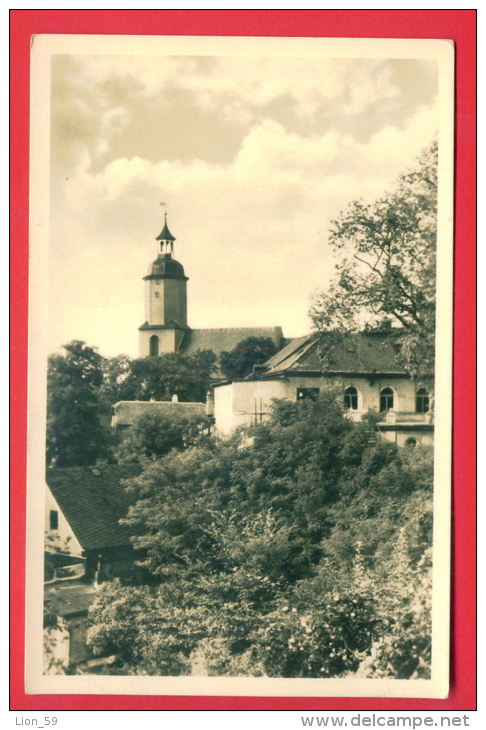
180,326,284,357
260,335,318,373
255,332,407,377
112,400,206,427
46,464,141,550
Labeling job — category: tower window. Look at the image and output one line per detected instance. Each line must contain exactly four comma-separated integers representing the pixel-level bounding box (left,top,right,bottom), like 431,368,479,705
149,335,159,357
49,510,59,531
154,292,160,298
416,388,430,413
405,437,418,449
344,386,358,410
380,387,394,412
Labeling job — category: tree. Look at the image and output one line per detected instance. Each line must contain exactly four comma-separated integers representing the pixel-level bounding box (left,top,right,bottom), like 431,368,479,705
219,337,278,380
46,342,217,466
88,392,433,677
355,545,432,680
99,354,135,410
121,389,358,582
114,409,210,465
118,350,217,402
310,142,437,377
86,579,199,675
46,340,110,466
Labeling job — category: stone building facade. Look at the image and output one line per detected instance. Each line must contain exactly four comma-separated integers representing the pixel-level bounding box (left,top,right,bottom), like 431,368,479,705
212,334,434,447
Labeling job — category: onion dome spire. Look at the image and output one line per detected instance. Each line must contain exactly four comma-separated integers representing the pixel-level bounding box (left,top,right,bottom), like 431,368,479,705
156,212,176,254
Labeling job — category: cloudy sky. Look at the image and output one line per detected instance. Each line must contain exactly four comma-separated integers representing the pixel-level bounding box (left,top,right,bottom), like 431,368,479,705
48,49,438,357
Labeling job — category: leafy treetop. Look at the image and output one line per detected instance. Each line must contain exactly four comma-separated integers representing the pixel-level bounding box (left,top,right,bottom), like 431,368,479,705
114,409,209,466
47,343,217,467
101,350,217,404
219,337,278,380
310,142,437,378
47,341,110,467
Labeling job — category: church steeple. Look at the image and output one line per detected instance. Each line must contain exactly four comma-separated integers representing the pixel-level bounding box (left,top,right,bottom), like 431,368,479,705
156,213,176,255
138,210,189,358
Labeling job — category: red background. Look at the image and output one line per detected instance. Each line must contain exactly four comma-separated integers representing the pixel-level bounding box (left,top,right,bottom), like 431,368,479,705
10,10,476,711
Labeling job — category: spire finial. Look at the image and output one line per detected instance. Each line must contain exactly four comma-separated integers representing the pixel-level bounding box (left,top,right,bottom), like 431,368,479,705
156,203,176,254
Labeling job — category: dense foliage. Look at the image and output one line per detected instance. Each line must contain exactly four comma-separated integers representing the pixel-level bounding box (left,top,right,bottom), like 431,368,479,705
102,350,217,404
47,341,111,467
219,337,278,380
46,342,216,466
114,409,210,465
87,392,433,678
310,143,437,378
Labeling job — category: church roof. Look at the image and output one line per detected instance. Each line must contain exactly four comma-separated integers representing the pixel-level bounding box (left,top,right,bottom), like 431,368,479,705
179,327,284,358
46,464,141,551
112,400,206,428
155,217,176,241
145,254,186,278
253,331,408,378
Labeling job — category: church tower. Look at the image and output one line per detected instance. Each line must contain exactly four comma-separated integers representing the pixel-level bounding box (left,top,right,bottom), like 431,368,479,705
138,214,189,357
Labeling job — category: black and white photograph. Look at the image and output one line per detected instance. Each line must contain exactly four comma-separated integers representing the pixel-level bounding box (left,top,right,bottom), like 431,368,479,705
26,34,454,697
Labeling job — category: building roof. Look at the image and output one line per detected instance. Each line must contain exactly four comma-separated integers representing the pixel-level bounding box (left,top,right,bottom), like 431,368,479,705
145,254,186,279
253,331,408,378
46,464,141,551
138,321,188,331
260,335,317,373
179,326,284,358
155,216,176,241
112,399,206,428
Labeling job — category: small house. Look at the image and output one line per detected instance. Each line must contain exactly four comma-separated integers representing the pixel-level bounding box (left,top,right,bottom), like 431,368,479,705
46,463,143,582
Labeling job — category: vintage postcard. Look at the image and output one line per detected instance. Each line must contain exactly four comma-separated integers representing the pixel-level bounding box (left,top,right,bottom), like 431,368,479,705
25,34,454,698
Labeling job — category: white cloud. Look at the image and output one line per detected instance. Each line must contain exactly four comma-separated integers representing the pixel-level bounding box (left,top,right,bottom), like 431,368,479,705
48,98,437,357
70,55,405,128
96,105,130,157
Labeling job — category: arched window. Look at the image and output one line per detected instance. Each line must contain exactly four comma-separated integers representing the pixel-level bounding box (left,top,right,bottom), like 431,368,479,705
416,387,430,413
149,335,159,357
405,437,417,449
344,386,358,410
380,387,394,412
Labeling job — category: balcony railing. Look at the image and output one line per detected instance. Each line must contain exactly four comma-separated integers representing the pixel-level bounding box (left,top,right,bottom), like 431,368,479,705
381,410,433,425
345,409,433,425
